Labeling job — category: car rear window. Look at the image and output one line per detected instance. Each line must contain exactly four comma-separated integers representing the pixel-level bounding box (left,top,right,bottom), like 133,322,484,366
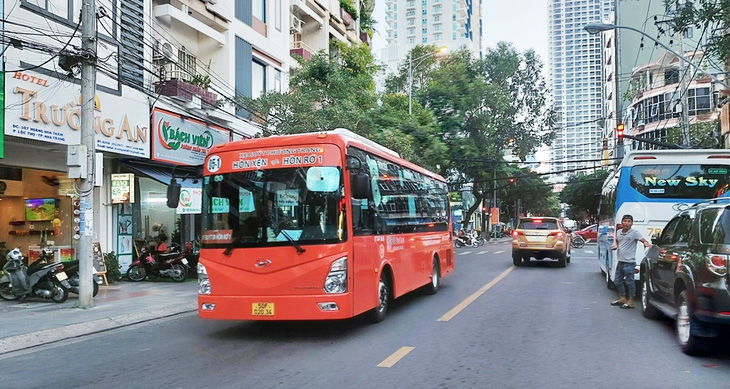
699,207,730,245
518,220,558,230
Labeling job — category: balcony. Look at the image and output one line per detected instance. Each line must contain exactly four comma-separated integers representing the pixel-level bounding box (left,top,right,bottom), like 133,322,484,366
155,78,217,108
290,41,314,61
153,4,225,45
360,32,371,45
341,7,355,26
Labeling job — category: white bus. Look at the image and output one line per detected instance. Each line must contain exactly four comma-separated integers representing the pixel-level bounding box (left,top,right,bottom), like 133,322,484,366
597,150,730,292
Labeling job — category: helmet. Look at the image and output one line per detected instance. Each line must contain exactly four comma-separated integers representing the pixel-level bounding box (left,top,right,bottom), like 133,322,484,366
7,248,23,261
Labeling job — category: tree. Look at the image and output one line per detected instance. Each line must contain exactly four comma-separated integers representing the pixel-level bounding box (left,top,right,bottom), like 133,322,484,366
419,43,557,223
559,170,610,223
242,42,379,136
664,1,730,64
497,167,561,220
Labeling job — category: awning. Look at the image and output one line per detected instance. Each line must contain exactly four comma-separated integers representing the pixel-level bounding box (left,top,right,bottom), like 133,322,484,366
120,161,202,188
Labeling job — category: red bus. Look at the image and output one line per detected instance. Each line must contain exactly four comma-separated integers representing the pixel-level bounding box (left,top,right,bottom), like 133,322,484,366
192,129,454,322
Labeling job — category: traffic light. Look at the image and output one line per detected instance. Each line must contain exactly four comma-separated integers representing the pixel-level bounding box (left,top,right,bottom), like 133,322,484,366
481,205,487,213
617,124,625,145
508,177,515,184
602,137,608,150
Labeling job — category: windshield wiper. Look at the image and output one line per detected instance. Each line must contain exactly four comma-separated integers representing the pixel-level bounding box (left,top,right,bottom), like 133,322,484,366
224,236,245,256
279,230,306,254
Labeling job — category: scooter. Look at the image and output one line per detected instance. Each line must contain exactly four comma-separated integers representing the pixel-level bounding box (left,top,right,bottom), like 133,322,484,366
126,242,191,282
454,233,479,248
0,248,69,303
61,259,103,297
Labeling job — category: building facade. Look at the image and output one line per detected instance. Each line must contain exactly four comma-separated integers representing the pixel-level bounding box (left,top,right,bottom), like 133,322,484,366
547,0,605,184
380,0,482,75
289,0,372,68
1,0,290,270
601,1,723,153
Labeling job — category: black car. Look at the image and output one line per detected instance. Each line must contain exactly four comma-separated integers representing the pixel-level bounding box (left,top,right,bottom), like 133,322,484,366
640,198,730,355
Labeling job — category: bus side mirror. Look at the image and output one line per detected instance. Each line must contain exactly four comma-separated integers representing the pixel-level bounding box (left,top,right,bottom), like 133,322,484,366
351,173,370,200
167,178,181,208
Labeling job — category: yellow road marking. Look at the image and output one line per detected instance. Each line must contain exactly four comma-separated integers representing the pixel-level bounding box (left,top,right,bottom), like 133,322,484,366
377,346,415,368
437,266,514,322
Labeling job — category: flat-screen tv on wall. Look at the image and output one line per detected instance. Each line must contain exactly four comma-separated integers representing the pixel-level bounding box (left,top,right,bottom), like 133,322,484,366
25,198,57,221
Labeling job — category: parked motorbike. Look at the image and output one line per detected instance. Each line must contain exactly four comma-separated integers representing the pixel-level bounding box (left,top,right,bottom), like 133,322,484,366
0,248,69,303
126,242,191,282
454,232,479,248
60,259,103,297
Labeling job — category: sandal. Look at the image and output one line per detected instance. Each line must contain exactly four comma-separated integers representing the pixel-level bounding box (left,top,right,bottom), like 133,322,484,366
610,300,624,306
620,304,635,309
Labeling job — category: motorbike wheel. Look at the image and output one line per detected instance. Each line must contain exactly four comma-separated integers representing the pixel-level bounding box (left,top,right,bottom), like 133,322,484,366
51,283,69,303
454,239,464,248
0,282,20,301
127,265,147,282
477,237,485,247
170,264,187,282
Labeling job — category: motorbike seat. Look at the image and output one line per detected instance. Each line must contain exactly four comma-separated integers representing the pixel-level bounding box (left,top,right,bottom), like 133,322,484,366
157,252,180,260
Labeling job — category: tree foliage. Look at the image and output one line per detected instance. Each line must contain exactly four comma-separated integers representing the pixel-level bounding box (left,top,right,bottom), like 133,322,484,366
559,170,610,223
664,0,730,64
498,168,562,220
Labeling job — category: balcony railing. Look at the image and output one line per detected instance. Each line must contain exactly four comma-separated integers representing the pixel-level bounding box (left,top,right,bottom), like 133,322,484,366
290,41,314,61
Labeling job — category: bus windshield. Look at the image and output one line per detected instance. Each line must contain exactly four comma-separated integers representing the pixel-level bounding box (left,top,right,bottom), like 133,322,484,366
201,166,345,249
629,164,730,199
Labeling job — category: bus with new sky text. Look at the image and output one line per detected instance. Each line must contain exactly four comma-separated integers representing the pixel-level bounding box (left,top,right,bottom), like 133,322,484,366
597,150,730,291
194,129,453,322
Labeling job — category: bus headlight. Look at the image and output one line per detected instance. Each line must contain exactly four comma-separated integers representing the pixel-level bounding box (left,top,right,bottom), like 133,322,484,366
198,263,211,295
324,257,347,294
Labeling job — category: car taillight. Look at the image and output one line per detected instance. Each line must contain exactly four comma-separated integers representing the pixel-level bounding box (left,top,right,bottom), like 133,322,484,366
706,254,728,276
512,231,523,237
548,232,564,238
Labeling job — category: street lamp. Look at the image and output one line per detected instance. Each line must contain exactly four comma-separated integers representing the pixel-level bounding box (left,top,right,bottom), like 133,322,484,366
583,23,729,90
408,46,447,116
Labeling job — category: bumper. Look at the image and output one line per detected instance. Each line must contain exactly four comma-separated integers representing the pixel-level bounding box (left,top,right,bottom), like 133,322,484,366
198,294,354,321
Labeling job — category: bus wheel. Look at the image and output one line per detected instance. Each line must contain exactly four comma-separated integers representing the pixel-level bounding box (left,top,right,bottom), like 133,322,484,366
368,274,390,323
424,258,440,295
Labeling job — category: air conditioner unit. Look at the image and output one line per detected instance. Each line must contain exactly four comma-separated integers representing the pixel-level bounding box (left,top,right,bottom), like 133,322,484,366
155,39,179,63
290,15,303,33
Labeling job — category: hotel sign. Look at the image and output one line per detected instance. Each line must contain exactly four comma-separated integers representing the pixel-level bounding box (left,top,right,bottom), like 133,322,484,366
5,70,150,158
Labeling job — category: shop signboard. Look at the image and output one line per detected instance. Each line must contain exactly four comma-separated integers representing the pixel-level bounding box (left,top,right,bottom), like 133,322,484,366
4,69,150,158
152,108,230,166
111,173,135,204
176,187,202,214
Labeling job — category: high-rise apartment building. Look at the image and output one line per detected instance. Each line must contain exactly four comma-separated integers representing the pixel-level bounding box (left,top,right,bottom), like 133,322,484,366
380,0,482,75
547,0,605,184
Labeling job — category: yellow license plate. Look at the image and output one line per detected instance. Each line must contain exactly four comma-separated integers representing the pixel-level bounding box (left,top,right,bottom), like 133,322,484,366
252,302,275,316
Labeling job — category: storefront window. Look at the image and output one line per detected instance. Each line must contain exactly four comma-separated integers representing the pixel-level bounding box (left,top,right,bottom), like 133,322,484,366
135,177,179,250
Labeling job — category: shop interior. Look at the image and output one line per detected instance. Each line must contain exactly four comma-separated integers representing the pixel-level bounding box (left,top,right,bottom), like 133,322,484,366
0,166,74,265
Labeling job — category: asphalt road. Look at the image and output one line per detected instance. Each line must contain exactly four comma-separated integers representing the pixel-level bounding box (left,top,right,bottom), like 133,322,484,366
3,242,730,389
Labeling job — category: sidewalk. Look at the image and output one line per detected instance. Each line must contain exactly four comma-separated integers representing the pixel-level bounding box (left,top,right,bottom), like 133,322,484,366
0,278,197,355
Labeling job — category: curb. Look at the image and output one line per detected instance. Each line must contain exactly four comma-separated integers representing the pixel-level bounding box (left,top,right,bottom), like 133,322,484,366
0,302,196,355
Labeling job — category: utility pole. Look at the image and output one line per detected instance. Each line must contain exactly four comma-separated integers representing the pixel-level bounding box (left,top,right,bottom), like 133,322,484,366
678,34,691,147
78,0,97,308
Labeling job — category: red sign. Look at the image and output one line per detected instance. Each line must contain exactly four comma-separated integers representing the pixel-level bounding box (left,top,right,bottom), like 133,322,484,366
490,208,500,225
205,144,342,174
201,230,233,244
